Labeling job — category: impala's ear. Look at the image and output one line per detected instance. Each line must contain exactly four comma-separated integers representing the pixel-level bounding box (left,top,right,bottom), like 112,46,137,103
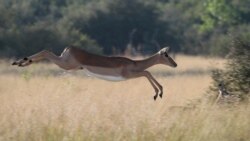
159,47,170,54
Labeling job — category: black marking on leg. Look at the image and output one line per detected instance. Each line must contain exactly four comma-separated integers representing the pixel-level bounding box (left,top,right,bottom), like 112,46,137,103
159,94,163,98
12,62,17,65
29,60,32,63
154,95,158,101
23,57,28,61
159,91,163,98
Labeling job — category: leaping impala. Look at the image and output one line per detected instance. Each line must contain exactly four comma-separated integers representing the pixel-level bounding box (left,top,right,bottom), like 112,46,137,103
12,46,177,100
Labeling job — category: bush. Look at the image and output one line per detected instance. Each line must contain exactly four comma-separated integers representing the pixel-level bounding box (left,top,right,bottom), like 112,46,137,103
209,37,250,103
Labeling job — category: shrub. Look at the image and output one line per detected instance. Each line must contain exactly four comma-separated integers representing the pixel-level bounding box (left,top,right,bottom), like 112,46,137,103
209,37,250,103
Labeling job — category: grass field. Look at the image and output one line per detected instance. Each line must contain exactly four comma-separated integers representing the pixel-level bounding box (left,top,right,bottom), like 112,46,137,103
0,55,249,141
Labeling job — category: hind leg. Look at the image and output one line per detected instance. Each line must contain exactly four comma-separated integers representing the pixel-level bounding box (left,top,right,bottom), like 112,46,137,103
12,48,80,70
12,50,60,67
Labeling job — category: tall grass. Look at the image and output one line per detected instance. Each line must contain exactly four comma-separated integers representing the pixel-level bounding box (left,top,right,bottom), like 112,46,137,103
0,55,249,141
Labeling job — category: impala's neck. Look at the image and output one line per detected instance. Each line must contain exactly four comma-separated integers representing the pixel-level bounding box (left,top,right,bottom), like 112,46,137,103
134,54,160,71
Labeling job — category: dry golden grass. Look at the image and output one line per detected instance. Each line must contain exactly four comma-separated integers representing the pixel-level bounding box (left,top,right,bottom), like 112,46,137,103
0,55,249,141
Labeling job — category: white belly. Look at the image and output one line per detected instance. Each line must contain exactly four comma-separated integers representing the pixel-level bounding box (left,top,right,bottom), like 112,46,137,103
84,69,126,81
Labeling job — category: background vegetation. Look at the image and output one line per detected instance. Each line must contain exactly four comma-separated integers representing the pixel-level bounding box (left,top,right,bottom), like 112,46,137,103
1,0,250,140
0,0,250,57
209,38,250,102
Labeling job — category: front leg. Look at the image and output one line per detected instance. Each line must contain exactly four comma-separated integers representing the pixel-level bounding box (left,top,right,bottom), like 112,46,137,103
125,71,162,100
149,75,163,98
147,72,163,99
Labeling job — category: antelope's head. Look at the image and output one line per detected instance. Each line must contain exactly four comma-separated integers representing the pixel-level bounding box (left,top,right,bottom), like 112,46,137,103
158,47,177,68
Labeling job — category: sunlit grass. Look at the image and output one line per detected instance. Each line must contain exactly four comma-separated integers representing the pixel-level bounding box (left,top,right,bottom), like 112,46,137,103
0,55,249,141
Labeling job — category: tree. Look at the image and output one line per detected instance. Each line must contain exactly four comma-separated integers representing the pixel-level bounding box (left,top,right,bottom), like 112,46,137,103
77,0,167,54
200,0,239,32
0,0,101,57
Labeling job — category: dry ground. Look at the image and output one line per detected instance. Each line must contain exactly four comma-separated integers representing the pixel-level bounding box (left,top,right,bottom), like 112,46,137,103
0,55,249,141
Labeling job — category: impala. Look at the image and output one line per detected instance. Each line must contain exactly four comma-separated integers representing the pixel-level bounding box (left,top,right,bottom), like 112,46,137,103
12,46,177,100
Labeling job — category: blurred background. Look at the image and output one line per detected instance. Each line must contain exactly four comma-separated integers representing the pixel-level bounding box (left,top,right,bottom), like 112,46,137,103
0,0,249,57
0,1,250,140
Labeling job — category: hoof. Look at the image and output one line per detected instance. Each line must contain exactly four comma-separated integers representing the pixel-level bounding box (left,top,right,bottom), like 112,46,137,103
159,94,163,98
153,95,157,101
12,57,32,67
12,62,17,65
